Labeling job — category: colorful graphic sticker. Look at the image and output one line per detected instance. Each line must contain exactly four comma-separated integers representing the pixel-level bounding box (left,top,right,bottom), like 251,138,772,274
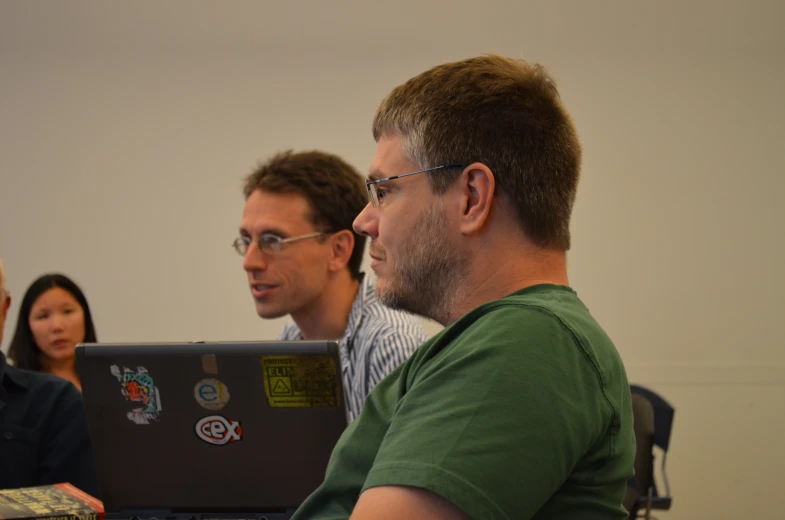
261,355,340,408
194,378,230,411
195,415,243,445
110,365,162,424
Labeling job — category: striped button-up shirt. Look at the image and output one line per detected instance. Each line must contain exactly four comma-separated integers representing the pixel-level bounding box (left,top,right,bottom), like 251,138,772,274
277,273,428,422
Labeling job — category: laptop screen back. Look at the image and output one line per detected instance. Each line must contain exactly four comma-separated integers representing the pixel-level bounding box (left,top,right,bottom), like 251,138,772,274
76,341,346,515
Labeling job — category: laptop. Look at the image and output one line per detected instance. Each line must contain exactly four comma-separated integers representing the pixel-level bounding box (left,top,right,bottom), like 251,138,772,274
76,341,348,520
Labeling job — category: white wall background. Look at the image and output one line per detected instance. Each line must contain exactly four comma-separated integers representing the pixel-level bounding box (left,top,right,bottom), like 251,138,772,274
1,1,783,518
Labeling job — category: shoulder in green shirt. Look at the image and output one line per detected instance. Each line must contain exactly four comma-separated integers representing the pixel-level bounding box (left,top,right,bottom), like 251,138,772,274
292,284,635,520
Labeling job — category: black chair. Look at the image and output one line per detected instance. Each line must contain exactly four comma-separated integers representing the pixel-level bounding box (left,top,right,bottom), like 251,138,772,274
628,385,675,517
625,394,655,519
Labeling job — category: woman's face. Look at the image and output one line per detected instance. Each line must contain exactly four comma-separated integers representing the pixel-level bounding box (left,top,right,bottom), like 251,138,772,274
28,286,86,365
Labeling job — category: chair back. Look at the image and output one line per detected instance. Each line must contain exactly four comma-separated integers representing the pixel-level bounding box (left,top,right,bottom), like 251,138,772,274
629,384,675,511
625,394,655,517
630,384,674,452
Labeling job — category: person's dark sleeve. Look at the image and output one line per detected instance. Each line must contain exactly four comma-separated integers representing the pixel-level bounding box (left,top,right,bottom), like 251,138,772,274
36,383,101,498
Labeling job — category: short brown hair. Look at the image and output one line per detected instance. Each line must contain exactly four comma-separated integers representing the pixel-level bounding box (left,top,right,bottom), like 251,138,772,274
373,55,581,250
243,150,368,279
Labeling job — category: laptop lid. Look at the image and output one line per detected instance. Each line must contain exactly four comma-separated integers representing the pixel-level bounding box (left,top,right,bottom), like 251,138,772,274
76,341,346,516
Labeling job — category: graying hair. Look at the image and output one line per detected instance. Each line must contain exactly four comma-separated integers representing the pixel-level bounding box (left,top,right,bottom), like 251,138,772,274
370,55,582,250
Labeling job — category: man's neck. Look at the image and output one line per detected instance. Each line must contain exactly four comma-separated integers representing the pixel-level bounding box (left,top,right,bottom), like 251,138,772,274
441,237,569,326
291,272,362,341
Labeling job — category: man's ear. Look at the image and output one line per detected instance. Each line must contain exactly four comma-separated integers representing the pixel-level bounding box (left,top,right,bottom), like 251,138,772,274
458,163,496,235
328,230,355,273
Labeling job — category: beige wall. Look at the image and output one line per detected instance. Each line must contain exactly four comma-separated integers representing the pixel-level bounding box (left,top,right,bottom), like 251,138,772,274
1,1,783,518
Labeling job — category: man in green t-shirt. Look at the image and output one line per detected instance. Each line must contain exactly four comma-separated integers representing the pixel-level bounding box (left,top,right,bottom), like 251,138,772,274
292,55,635,520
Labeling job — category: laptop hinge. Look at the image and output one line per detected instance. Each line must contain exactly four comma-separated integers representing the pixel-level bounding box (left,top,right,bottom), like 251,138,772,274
199,513,297,520
109,509,297,520
108,511,297,520
111,509,172,520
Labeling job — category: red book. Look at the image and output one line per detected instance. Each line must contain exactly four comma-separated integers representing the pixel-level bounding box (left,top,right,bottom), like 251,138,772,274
0,483,104,520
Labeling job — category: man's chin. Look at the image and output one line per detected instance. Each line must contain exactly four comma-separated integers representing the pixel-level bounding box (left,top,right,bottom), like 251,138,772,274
373,277,393,300
374,281,409,312
255,303,288,320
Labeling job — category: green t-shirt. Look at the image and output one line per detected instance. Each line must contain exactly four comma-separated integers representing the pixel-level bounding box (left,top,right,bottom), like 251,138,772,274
292,284,635,520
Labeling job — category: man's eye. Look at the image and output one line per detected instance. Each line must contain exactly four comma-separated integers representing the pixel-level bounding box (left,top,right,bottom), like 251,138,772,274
376,188,389,200
260,235,283,246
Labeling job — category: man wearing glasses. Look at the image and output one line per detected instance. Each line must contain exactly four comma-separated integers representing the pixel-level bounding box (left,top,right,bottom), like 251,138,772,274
234,150,427,423
292,56,635,519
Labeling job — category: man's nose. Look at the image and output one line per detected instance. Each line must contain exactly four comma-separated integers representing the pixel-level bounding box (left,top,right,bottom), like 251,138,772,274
243,241,269,272
353,203,378,239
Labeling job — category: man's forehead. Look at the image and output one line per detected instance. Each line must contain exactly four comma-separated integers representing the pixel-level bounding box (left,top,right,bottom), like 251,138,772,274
367,144,389,181
369,134,416,180
241,190,315,231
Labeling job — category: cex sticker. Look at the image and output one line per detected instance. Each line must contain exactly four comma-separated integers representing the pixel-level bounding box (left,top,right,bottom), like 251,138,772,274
195,415,243,445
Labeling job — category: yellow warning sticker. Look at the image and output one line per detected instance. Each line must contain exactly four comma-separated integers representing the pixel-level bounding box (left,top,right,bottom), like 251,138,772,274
261,356,341,408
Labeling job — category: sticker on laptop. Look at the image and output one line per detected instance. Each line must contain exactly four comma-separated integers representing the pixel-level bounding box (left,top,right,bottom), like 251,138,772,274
195,415,243,445
110,365,163,425
261,356,340,408
194,378,230,411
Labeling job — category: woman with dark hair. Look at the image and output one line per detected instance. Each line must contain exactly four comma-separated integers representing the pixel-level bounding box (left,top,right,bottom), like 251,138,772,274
8,273,98,390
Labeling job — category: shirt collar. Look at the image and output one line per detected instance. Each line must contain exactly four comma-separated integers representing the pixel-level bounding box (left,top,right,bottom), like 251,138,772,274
343,272,374,340
0,351,29,391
